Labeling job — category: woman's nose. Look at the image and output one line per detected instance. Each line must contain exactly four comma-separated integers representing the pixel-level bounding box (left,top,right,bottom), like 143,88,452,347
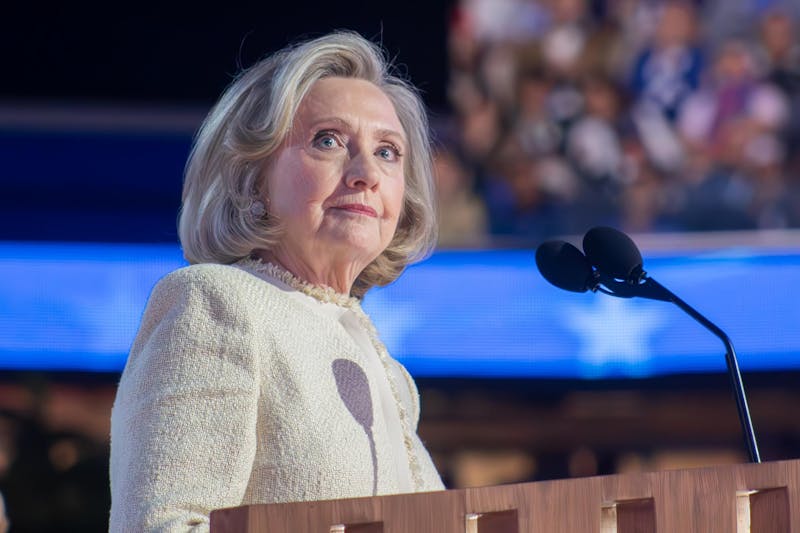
344,152,380,190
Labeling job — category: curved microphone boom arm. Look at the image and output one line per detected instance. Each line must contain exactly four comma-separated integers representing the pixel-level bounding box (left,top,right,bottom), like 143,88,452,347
592,270,761,463
537,229,761,463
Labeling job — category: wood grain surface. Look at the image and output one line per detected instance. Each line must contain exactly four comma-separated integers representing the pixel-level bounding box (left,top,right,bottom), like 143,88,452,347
210,459,799,532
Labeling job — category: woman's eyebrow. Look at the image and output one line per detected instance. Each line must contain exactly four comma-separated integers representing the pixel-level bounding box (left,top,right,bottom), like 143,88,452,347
374,128,407,146
309,117,406,144
308,116,350,131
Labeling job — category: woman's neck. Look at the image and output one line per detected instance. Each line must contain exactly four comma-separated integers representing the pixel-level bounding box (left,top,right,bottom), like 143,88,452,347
253,248,363,296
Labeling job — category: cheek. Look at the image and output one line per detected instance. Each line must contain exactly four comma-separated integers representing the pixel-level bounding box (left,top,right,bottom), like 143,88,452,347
269,159,331,217
385,178,406,226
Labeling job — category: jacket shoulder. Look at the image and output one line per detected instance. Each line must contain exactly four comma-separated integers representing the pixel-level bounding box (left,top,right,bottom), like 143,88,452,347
153,262,272,299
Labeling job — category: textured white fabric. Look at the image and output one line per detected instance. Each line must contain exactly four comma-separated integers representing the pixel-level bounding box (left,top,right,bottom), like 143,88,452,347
257,269,415,492
109,262,443,532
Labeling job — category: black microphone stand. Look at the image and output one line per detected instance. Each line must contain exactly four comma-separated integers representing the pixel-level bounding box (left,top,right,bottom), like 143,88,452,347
593,272,762,464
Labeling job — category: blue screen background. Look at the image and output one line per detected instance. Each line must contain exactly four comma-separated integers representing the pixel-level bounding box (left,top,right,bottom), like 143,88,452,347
1,241,798,377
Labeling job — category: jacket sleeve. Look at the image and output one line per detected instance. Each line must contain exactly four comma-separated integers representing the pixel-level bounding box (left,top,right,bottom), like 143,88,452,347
109,266,260,532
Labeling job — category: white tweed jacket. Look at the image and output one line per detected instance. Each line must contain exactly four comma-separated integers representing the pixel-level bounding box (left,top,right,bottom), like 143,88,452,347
109,262,443,532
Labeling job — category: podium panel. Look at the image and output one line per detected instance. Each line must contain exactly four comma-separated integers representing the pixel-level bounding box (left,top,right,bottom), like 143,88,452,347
211,459,800,532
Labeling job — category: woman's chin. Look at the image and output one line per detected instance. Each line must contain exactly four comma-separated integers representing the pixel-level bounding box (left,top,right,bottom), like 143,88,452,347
320,229,386,262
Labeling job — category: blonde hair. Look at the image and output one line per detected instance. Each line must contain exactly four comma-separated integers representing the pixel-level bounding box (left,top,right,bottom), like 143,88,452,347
179,31,437,297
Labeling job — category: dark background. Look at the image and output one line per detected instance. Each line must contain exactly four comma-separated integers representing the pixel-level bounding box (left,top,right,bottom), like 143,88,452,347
1,3,452,108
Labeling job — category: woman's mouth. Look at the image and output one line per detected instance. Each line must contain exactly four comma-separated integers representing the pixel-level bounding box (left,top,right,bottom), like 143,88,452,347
333,204,378,217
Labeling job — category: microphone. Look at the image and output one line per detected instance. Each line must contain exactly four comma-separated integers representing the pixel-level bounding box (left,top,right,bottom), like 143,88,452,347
535,240,597,293
582,226,644,283
536,227,761,463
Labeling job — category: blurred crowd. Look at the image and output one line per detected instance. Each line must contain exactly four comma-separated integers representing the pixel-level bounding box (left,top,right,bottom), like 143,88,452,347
434,0,800,246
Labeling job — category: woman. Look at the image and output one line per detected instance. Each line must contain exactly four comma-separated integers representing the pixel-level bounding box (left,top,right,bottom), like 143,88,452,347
109,31,444,532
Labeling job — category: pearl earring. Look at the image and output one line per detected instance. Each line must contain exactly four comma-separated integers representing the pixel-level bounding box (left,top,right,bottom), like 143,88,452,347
249,200,267,218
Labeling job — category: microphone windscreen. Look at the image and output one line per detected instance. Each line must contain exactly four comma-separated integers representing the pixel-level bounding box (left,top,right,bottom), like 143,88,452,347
535,240,593,293
582,226,643,280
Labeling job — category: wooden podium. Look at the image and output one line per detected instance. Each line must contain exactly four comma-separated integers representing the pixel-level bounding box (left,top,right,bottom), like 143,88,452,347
210,459,799,532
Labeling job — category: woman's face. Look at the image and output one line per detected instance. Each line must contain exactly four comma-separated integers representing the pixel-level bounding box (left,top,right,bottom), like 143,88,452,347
264,77,407,277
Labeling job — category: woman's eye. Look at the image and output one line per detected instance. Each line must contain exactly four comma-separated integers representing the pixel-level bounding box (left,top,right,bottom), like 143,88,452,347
377,145,401,162
313,133,339,150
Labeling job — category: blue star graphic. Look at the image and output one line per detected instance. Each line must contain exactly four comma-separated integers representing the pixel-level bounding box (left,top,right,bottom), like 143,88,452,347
563,296,666,377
